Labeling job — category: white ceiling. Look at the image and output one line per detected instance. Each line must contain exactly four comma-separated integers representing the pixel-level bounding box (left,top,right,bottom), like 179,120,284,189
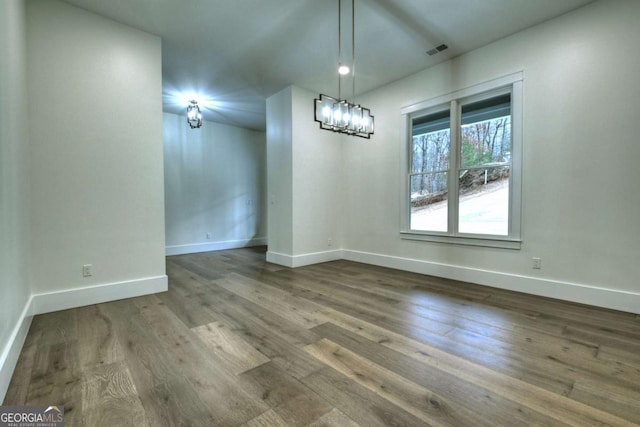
60,0,595,130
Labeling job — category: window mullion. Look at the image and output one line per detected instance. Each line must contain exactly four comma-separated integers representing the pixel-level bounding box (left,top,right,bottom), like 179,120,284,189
448,100,460,235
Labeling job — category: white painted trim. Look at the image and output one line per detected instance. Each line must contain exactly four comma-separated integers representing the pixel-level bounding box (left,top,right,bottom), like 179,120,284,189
0,296,33,403
30,275,168,315
269,247,640,314
401,71,524,115
400,232,522,249
343,249,640,314
266,251,294,267
267,249,344,268
166,237,267,256
1,275,167,402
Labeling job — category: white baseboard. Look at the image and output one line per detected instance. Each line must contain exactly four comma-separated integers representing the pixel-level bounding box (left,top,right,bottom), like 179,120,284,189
0,274,167,403
0,296,33,404
266,247,640,313
30,275,168,315
267,249,344,268
166,237,267,256
343,249,640,314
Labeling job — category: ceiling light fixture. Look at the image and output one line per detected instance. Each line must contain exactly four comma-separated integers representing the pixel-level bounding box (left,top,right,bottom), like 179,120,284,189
187,100,202,129
314,0,374,139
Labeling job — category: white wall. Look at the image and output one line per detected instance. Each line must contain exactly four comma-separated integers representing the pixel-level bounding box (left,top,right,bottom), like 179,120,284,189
164,112,267,255
27,0,166,305
266,87,294,256
266,86,344,266
291,86,344,256
340,0,640,312
0,0,32,401
265,0,640,312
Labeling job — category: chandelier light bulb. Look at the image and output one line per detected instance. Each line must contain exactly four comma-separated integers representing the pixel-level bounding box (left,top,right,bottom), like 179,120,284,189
187,100,202,129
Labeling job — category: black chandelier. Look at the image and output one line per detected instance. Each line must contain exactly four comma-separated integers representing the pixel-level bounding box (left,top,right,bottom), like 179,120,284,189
186,100,202,129
314,0,374,139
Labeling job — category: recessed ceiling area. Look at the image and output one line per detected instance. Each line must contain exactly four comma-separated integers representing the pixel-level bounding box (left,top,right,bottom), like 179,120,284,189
60,0,596,130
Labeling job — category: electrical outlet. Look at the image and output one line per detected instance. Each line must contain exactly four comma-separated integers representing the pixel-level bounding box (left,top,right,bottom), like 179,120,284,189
206,232,212,240
532,257,542,270
328,238,333,247
83,264,93,277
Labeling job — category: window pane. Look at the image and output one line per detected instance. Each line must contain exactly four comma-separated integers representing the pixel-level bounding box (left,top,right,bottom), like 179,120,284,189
410,173,448,232
460,94,511,169
458,166,509,235
411,110,450,173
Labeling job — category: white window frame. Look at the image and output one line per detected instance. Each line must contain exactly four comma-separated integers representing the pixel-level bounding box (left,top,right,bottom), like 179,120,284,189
400,72,523,249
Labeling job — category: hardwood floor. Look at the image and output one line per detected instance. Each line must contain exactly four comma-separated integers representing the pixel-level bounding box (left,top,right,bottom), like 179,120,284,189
4,246,640,426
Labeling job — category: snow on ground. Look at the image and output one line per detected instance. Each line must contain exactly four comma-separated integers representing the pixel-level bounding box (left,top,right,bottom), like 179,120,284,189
411,179,509,235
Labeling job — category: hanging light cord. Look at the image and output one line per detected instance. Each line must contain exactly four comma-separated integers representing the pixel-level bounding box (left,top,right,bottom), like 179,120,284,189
352,0,356,102
338,0,342,101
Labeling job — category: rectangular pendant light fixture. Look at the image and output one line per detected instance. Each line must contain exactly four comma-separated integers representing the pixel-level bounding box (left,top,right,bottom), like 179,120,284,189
313,0,374,139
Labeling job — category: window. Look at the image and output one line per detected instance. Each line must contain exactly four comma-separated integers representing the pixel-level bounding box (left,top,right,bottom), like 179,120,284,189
401,73,522,249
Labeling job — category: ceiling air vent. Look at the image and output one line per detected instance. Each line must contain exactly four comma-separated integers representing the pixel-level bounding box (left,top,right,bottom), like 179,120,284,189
426,44,448,56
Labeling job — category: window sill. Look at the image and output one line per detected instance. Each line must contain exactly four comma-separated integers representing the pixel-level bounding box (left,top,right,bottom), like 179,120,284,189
400,231,522,250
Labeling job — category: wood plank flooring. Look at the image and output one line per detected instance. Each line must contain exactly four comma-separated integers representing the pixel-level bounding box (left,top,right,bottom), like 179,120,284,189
4,246,640,426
